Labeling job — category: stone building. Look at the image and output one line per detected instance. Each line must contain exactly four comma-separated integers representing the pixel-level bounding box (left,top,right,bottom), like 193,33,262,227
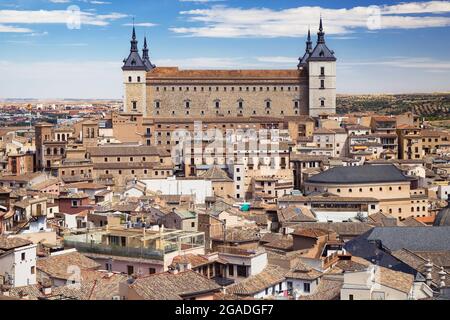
122,19,336,118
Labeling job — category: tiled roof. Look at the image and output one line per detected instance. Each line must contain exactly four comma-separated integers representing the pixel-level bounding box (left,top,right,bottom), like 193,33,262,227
199,165,233,182
291,222,373,237
171,254,209,268
37,251,100,280
291,228,329,238
0,236,32,251
129,270,221,300
263,237,293,251
277,206,317,223
87,145,170,157
299,277,343,300
7,271,126,300
377,265,414,294
226,265,286,296
212,227,261,243
65,182,106,190
148,67,303,80
285,260,322,280
391,249,450,287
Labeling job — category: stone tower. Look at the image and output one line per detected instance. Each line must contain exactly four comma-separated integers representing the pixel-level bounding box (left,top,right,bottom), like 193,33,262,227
307,18,337,117
122,26,152,116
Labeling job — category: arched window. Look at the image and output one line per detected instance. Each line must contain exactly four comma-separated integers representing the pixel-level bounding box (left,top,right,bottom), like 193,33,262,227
237,99,243,110
137,76,141,82
57,134,61,141
53,148,58,155
60,148,64,155
46,148,51,155
128,76,132,82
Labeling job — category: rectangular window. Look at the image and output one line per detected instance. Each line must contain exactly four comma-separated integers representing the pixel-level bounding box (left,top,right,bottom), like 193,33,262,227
132,101,137,109
127,265,134,276
21,252,26,261
237,265,247,277
304,283,311,293
321,66,325,75
149,268,156,274
320,80,325,89
229,265,234,276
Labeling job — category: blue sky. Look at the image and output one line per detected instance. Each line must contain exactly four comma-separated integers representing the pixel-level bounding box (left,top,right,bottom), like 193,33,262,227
1,0,450,99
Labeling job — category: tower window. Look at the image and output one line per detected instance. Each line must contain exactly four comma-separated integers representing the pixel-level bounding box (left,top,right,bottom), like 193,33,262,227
321,100,325,107
321,67,325,76
185,101,190,109
215,100,220,109
155,101,160,109
238,100,243,109
128,76,132,82
320,80,325,89
137,76,141,82
132,101,137,110
294,101,299,109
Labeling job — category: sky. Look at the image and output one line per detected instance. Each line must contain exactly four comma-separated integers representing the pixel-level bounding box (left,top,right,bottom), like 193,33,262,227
0,0,450,99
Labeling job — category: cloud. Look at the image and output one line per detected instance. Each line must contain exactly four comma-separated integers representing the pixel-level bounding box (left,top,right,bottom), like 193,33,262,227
170,1,450,37
0,24,33,33
89,1,111,4
341,57,450,71
49,0,71,3
0,9,128,32
123,22,157,27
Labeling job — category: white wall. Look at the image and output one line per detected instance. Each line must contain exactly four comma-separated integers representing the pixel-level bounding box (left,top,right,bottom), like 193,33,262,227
438,185,450,200
142,177,212,204
0,244,37,287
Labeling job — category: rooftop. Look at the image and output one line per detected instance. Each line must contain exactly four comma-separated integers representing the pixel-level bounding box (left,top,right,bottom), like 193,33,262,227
307,165,412,184
128,270,221,300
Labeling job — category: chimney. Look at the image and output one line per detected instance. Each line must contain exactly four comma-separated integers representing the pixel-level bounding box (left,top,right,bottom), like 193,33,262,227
439,267,446,289
42,285,52,296
425,259,433,287
0,284,11,297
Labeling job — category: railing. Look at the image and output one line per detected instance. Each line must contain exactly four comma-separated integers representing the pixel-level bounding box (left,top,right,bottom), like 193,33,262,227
63,239,172,260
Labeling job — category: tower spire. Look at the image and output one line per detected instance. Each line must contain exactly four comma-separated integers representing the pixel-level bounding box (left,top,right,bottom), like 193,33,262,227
130,18,138,52
142,35,156,70
317,16,325,44
298,27,313,69
306,26,312,52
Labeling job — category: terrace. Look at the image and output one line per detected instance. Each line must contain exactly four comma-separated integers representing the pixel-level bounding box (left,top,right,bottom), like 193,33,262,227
63,226,205,261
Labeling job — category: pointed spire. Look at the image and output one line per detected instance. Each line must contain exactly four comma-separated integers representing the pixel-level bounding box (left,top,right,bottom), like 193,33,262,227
306,27,312,52
317,16,325,44
142,35,156,70
297,27,313,69
130,18,138,52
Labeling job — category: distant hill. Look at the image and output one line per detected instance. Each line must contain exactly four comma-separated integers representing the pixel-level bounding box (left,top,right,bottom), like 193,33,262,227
337,93,450,119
